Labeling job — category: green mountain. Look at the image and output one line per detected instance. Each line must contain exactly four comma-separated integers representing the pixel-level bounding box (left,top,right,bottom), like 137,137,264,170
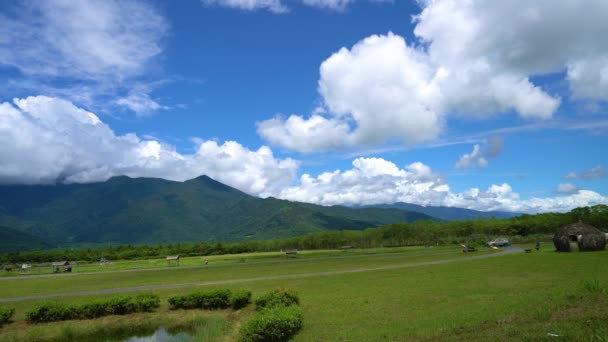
366,202,520,221
0,175,432,249
0,226,53,252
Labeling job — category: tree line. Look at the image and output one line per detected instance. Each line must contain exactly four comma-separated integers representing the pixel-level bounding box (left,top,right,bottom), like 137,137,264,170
1,205,606,264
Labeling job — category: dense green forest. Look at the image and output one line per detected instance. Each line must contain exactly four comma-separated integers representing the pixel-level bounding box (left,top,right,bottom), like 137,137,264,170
1,205,605,264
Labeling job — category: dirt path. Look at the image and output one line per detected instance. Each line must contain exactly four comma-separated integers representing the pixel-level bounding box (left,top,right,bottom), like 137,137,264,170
0,247,523,303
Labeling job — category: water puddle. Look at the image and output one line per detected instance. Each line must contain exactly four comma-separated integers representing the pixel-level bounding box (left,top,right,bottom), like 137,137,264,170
119,327,194,342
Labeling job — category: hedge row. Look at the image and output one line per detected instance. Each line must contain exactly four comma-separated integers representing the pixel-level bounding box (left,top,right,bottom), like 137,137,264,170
168,289,251,310
0,306,15,325
240,288,304,342
26,294,160,323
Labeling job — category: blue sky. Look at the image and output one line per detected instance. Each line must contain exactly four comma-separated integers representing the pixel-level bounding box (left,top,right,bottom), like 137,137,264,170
0,0,607,213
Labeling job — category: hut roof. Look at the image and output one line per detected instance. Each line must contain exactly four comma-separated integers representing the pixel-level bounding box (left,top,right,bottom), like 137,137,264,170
553,222,606,252
555,222,604,236
166,255,180,260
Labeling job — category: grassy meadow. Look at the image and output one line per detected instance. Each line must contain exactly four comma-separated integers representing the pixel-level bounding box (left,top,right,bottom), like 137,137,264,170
0,244,607,341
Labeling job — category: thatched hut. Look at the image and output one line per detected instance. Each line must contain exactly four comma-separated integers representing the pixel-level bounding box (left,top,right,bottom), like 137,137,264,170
553,222,606,252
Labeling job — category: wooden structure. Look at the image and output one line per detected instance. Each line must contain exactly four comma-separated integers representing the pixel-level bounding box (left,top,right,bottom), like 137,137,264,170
285,249,298,258
166,255,180,266
51,261,71,273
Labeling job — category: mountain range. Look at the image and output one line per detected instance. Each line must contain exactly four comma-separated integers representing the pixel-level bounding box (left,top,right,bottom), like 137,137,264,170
0,175,432,251
0,175,519,252
364,203,519,221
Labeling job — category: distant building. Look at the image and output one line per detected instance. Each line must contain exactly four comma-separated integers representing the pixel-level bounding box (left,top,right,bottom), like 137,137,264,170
166,255,180,266
553,222,606,252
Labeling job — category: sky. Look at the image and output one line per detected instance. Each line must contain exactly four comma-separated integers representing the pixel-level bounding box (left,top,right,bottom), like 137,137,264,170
0,0,607,213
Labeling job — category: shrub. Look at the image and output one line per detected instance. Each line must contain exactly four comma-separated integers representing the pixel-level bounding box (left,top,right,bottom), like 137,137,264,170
239,305,304,342
231,289,252,310
3,265,12,272
27,302,76,323
26,294,160,323
0,306,15,325
254,288,299,311
168,289,232,310
132,293,161,312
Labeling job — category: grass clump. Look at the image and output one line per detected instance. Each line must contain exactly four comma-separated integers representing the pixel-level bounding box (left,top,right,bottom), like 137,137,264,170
230,289,252,310
26,294,160,323
239,305,304,342
582,279,606,294
254,288,299,311
0,306,15,326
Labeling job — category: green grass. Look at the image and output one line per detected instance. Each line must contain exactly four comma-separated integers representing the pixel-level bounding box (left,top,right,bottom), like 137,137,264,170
1,246,606,341
0,246,485,298
0,246,444,277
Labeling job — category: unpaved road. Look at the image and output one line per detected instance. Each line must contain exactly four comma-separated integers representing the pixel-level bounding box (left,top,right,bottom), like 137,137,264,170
0,247,523,303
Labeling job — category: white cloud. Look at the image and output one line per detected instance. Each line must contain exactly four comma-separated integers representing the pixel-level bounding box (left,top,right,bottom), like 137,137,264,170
455,136,503,169
0,0,168,114
564,166,608,181
201,0,388,12
260,0,608,152
115,92,167,116
278,157,607,213
257,114,353,152
302,0,354,11
455,144,487,169
557,183,579,194
259,33,444,152
0,0,167,81
1,96,604,213
0,96,297,197
201,0,288,13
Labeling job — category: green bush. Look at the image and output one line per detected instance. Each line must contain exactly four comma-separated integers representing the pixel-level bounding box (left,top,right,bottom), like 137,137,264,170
168,289,232,310
255,288,299,311
3,265,12,272
26,302,76,323
132,293,161,312
239,305,304,342
0,306,15,325
26,294,160,323
231,289,252,310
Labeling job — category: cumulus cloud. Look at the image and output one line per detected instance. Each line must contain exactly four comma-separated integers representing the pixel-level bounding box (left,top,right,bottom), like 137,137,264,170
277,157,607,213
455,145,487,169
1,96,604,213
0,96,297,197
564,166,608,181
557,183,579,194
455,136,503,169
259,33,444,152
0,0,168,113
260,0,608,152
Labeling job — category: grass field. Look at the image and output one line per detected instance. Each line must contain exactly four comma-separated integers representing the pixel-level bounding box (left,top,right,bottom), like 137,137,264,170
1,244,607,341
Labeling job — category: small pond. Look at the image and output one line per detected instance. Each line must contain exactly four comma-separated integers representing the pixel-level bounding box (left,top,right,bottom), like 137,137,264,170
119,327,194,342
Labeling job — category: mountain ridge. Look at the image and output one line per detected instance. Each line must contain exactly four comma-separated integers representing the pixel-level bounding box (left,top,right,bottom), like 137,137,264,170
0,175,433,251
